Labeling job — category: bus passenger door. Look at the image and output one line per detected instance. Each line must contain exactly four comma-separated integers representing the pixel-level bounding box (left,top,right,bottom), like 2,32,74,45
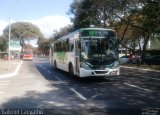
75,39,80,74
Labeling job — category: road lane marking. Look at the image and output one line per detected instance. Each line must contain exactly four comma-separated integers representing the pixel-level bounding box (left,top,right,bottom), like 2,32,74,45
90,94,101,99
0,60,23,79
138,76,160,81
124,83,152,92
55,76,62,81
42,101,65,106
54,75,87,101
48,71,52,74
70,88,87,101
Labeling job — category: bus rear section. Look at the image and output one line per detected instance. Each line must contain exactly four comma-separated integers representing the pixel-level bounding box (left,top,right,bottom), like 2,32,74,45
22,50,33,60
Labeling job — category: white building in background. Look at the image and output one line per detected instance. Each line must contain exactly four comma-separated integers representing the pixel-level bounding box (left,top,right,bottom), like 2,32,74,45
9,39,21,59
10,39,21,51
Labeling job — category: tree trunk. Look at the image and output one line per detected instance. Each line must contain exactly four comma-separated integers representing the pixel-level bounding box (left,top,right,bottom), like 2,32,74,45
138,37,142,51
141,33,151,64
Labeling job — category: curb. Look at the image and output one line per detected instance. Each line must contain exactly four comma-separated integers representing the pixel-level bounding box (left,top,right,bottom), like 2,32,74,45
0,60,23,79
120,65,160,73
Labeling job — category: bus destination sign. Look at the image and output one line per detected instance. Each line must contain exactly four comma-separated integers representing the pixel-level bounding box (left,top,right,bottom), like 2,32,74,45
81,29,115,37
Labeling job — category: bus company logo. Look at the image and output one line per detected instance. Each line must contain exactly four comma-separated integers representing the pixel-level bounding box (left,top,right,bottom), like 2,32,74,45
100,66,106,70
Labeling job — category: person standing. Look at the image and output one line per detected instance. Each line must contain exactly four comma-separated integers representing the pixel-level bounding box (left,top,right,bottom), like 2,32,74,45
129,52,133,63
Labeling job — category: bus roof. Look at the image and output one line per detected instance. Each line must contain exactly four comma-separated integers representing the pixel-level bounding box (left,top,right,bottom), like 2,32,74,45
80,28,115,31
53,28,115,43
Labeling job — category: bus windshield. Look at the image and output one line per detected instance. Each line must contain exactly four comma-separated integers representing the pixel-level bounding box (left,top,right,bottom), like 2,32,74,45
81,37,119,68
24,50,33,54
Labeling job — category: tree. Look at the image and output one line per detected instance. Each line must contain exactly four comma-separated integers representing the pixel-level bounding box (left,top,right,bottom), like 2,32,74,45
69,0,101,30
69,0,160,63
116,0,160,62
3,22,45,52
50,25,73,41
135,1,160,62
3,22,44,40
68,0,136,29
38,39,51,56
0,35,7,52
150,37,160,49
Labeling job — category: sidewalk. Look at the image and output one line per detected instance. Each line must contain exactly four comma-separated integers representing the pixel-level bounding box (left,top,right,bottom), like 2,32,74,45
0,59,23,78
121,63,160,72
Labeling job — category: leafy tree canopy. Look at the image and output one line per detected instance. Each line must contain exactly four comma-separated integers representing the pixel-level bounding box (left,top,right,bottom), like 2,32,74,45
49,25,73,41
0,35,7,52
3,22,45,42
68,0,160,62
38,39,51,56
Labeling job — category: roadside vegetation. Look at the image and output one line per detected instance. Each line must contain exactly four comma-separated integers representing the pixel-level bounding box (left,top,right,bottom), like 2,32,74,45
50,0,160,63
0,0,160,60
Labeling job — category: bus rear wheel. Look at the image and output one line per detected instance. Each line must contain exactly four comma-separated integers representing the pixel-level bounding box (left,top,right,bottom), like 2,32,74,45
54,61,57,70
69,65,74,78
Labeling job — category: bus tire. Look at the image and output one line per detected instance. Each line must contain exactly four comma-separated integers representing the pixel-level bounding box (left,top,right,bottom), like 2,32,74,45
69,64,74,78
54,61,57,70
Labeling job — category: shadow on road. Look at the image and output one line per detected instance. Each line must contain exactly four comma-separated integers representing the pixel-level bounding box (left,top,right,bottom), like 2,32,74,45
9,61,158,114
1,89,152,115
35,63,113,84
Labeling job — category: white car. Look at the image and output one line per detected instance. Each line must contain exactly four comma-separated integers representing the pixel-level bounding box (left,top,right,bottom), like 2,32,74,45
119,55,130,64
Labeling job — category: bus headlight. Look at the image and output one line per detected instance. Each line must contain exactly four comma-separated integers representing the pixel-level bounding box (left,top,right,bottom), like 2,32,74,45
106,61,119,69
112,61,119,69
80,62,92,70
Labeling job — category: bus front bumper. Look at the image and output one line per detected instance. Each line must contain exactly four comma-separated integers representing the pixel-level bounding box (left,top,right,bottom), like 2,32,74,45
79,68,120,77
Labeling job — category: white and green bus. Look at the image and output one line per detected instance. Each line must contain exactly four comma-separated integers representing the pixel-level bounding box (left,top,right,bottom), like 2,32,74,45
49,28,120,78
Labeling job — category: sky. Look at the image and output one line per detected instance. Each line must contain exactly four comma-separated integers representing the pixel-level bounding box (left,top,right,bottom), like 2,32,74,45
0,0,73,38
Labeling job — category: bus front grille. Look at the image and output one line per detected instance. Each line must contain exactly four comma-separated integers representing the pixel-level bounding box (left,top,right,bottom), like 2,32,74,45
95,71,108,74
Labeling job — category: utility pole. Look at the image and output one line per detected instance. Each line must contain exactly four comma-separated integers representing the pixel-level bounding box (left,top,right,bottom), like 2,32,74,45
8,0,20,69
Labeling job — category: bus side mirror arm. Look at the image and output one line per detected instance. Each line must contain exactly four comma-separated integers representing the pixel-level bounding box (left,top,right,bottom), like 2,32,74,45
78,42,81,49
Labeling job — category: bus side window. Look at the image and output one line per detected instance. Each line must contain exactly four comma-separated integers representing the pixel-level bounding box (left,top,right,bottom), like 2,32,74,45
57,42,61,52
70,44,74,52
60,42,63,52
66,39,69,51
51,46,54,56
69,37,74,52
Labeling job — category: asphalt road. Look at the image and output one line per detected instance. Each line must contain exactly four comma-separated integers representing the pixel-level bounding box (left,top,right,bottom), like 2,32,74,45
0,56,160,115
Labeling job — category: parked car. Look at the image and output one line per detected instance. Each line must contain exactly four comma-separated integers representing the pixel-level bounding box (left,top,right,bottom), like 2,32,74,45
119,55,130,64
119,55,142,64
145,55,160,65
